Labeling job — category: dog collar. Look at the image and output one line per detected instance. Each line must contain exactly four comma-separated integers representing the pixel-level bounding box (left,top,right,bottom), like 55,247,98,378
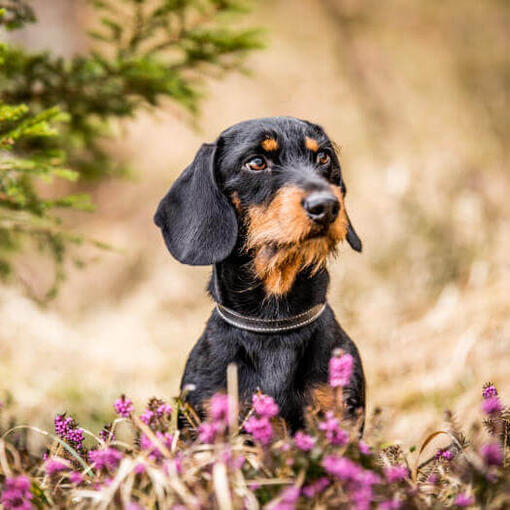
215,302,326,333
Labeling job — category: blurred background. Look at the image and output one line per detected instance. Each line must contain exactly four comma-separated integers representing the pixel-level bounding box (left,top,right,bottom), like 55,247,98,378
0,0,509,444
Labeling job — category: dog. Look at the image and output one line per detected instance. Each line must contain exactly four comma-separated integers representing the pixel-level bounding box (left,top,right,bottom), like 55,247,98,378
154,116,365,431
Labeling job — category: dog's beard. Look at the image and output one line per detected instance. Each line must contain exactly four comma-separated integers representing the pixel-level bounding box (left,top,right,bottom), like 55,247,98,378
243,185,349,296
251,238,337,296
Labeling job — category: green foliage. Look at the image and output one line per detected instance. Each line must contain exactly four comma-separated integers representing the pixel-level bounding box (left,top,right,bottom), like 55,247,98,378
0,0,263,178
0,96,93,299
0,0,262,298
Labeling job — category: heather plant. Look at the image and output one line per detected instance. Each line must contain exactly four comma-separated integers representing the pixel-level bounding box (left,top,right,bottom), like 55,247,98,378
0,352,509,508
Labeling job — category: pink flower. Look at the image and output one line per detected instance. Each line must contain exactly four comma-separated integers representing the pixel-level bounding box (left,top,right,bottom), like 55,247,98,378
156,403,173,417
54,414,73,438
134,463,146,474
140,409,154,425
384,465,408,483
319,412,349,445
210,393,230,421
45,458,69,476
88,447,123,470
198,422,220,444
294,431,316,451
69,471,84,485
435,448,453,461
267,485,300,510
243,415,273,445
114,395,134,417
482,385,498,399
140,432,173,459
252,393,279,418
322,455,379,509
480,442,503,466
379,498,402,510
302,477,330,498
482,397,503,415
329,352,354,388
359,440,371,455
322,455,361,481
454,492,474,507
1,475,33,510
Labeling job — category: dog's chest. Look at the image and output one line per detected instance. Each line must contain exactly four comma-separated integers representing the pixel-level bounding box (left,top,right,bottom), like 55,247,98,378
237,336,314,397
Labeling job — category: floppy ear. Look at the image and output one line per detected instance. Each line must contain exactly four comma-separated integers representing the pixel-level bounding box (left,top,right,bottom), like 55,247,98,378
345,213,362,253
154,143,238,265
332,159,362,253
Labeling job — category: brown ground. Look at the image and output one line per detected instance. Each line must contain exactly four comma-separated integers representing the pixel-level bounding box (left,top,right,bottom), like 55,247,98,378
1,0,508,450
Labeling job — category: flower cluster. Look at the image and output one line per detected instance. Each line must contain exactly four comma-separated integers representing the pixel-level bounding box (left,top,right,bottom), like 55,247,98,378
113,395,134,418
1,476,33,510
1,365,508,510
88,447,123,471
54,413,84,451
243,393,279,445
329,350,354,388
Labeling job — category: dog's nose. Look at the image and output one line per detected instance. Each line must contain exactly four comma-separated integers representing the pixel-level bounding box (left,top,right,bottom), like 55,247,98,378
303,192,340,225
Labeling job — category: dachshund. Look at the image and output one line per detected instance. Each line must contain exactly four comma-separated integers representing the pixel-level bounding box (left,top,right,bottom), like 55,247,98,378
154,116,365,431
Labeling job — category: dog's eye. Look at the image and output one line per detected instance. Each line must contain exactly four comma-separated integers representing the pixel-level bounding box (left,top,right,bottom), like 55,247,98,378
245,157,267,171
316,151,330,166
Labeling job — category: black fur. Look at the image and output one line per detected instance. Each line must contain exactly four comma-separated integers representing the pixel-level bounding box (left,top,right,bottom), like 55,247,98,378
155,116,365,430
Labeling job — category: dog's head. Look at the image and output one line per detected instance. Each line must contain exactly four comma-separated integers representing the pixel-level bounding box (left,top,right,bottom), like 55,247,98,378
155,117,361,295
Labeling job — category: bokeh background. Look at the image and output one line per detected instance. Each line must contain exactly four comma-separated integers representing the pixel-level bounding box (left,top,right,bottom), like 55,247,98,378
1,0,509,445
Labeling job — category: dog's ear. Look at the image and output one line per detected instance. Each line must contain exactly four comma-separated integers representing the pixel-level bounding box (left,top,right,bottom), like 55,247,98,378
154,143,238,265
332,159,362,253
345,213,362,252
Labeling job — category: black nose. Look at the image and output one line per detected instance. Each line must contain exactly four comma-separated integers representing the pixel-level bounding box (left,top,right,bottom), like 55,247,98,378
303,192,340,225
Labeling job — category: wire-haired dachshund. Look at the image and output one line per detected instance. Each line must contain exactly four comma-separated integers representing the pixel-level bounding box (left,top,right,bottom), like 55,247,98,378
154,116,365,431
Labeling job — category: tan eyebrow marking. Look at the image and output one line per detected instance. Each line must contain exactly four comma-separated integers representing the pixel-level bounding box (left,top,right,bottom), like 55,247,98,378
305,136,319,152
261,138,278,151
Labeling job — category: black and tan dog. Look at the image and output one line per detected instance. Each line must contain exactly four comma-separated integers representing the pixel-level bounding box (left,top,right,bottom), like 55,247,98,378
154,116,365,430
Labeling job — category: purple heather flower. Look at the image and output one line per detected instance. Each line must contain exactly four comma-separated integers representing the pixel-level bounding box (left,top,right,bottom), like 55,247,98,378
67,427,84,447
322,455,379,510
268,486,300,510
140,409,154,425
428,473,439,484
54,414,73,439
480,442,503,467
134,463,146,474
252,393,279,418
126,504,144,510
210,393,231,422
243,415,273,445
384,465,408,483
99,427,115,442
114,396,134,418
319,412,349,446
140,431,173,459
156,403,173,417
302,477,330,498
322,455,361,481
198,422,221,444
329,352,354,388
379,499,402,510
1,475,33,510
482,385,498,399
69,471,84,485
88,447,123,471
294,431,316,451
482,397,503,415
359,440,371,455
435,448,453,461
454,492,474,507
45,458,69,476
